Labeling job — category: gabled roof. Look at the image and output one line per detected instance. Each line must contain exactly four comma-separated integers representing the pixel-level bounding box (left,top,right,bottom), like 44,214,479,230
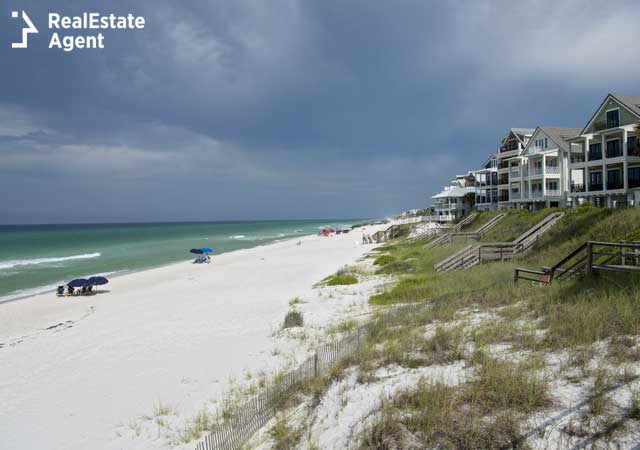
481,153,497,169
501,128,535,145
614,94,640,117
511,128,536,138
521,126,581,155
540,127,581,152
581,93,640,135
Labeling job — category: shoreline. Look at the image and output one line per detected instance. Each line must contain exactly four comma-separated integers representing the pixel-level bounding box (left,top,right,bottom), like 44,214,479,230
0,222,386,450
0,230,333,306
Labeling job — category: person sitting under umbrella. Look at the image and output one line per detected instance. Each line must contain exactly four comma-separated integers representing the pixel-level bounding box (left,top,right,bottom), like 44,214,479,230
67,278,89,296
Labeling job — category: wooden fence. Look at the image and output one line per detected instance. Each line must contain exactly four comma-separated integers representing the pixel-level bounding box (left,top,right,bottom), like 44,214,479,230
193,293,469,450
194,323,368,450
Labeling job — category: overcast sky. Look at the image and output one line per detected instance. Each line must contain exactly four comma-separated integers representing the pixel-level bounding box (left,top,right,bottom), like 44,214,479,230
1,0,639,224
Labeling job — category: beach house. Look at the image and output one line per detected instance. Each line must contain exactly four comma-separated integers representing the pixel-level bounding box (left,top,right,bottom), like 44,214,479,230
497,128,535,209
431,173,476,221
472,154,499,211
511,127,581,210
567,94,640,208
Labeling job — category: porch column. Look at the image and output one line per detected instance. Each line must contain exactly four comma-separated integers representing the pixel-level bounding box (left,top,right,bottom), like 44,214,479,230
624,161,629,191
623,129,629,192
585,136,591,161
542,154,547,196
585,167,590,193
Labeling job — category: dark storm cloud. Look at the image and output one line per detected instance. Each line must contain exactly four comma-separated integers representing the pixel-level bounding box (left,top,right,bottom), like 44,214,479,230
1,0,639,223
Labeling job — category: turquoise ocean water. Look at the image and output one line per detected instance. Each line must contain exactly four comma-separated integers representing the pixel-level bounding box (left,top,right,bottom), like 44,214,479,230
0,220,362,302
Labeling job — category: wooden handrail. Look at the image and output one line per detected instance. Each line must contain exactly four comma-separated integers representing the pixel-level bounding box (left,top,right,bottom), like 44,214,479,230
513,212,564,244
515,240,640,285
433,244,475,270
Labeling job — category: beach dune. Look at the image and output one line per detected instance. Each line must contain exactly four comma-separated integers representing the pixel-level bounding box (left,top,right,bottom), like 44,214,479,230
0,227,382,450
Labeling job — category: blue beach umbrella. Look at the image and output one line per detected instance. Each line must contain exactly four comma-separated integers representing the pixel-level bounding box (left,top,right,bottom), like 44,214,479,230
88,276,109,286
67,278,89,288
190,248,204,254
200,247,213,254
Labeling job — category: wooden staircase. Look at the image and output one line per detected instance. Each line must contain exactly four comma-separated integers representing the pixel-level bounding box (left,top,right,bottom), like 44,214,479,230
514,240,640,285
433,212,564,273
425,213,506,249
512,212,564,251
454,213,478,231
412,213,477,242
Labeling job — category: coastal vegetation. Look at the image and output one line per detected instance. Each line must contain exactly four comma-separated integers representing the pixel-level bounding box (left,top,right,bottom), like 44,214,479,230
282,310,304,329
325,273,358,286
247,206,640,449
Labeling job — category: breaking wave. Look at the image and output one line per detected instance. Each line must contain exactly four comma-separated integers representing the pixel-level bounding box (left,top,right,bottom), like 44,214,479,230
0,253,101,270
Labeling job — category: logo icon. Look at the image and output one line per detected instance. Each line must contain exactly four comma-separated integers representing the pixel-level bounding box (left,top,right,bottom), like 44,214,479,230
11,10,38,48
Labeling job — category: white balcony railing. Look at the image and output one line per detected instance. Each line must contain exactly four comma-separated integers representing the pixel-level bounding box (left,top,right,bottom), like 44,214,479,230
545,166,561,175
529,167,543,176
434,204,458,212
531,190,543,198
546,189,562,197
510,169,521,178
510,192,521,199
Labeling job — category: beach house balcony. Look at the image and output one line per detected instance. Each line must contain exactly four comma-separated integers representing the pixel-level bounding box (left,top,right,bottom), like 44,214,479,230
571,183,586,193
592,114,620,132
531,189,544,199
529,165,543,177
605,164,625,191
565,94,640,207
588,169,604,191
499,141,519,153
588,143,603,161
498,160,510,170
629,167,640,188
628,136,640,157
545,165,561,175
546,189,562,197
606,139,623,159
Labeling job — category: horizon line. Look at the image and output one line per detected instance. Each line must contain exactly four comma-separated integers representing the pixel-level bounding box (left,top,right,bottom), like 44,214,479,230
0,217,378,227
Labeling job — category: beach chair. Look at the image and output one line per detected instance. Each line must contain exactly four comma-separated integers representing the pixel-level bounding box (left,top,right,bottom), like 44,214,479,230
81,286,88,295
67,286,75,296
56,286,65,297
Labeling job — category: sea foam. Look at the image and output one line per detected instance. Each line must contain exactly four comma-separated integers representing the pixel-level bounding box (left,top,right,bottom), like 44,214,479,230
0,252,101,270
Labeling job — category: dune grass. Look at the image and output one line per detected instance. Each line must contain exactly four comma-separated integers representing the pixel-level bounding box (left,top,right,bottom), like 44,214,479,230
461,210,504,233
325,274,358,286
360,350,548,450
479,208,558,243
282,310,304,329
372,254,396,266
200,207,640,449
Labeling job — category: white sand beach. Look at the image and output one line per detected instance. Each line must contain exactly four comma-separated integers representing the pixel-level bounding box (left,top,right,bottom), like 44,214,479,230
0,226,385,450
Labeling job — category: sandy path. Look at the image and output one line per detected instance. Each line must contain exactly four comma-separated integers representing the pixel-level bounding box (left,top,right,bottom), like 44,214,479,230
0,227,382,450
